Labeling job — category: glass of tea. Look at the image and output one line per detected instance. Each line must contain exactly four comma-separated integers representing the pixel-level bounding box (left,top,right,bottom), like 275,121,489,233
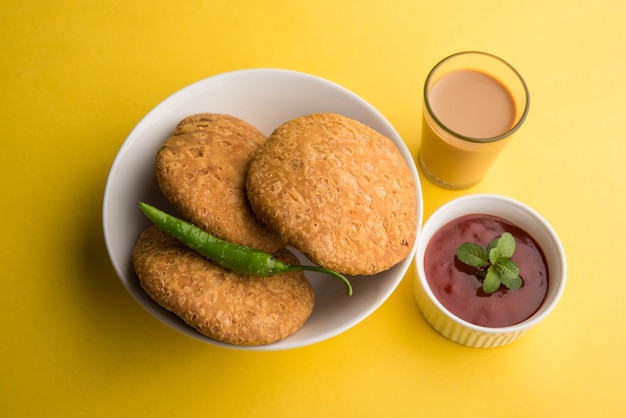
419,51,530,189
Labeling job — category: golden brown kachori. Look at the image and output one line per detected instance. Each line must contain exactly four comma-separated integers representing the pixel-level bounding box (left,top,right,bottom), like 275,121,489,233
246,113,417,275
132,225,314,346
156,113,284,253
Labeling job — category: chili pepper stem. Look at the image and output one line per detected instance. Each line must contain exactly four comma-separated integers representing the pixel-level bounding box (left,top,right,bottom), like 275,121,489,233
287,265,353,296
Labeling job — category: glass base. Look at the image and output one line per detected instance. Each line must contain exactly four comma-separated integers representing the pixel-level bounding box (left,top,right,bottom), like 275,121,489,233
418,153,480,190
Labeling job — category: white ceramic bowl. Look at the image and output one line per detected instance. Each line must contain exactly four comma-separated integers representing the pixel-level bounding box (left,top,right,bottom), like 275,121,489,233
103,68,423,351
414,194,566,348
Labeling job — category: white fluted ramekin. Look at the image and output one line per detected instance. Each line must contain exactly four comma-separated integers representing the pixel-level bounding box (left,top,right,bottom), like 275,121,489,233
414,194,566,348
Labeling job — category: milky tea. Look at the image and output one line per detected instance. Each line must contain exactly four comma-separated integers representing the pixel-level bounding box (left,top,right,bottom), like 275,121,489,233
419,52,529,189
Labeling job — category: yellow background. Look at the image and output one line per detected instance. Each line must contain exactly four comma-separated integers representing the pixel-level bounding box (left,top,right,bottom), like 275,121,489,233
2,0,625,416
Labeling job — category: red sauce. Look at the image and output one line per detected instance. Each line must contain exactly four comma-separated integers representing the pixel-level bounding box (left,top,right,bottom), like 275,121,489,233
424,214,549,327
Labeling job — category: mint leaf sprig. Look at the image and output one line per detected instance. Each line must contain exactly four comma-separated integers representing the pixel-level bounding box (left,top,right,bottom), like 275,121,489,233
455,232,523,294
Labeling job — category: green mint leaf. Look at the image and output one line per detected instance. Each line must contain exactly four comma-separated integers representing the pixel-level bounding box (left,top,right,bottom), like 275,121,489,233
483,265,501,293
500,273,523,291
456,243,489,267
459,233,523,294
496,232,516,258
486,237,500,254
489,246,501,264
495,258,520,280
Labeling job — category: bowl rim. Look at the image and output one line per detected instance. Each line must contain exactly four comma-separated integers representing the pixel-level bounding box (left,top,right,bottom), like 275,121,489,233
102,68,424,350
415,193,566,334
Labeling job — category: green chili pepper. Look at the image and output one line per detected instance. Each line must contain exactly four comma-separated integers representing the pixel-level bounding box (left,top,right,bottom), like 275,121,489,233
139,202,353,296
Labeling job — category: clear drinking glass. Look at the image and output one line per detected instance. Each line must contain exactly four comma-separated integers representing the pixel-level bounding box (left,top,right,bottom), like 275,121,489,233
419,51,530,189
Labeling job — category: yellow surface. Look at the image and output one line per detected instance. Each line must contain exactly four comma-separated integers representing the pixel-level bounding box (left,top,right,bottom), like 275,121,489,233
2,0,625,416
